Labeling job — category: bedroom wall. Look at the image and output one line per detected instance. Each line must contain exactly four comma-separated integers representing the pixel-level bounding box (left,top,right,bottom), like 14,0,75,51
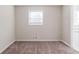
15,5,62,41
0,6,15,53
62,5,72,45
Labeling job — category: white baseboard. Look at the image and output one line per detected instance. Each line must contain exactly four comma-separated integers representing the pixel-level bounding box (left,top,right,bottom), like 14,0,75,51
16,39,60,41
0,40,15,53
61,40,71,47
61,40,79,52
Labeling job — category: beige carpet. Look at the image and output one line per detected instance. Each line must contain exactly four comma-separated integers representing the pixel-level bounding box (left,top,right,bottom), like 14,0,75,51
2,41,79,54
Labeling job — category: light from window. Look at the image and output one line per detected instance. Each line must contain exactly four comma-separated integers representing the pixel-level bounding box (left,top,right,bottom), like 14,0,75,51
29,11,43,25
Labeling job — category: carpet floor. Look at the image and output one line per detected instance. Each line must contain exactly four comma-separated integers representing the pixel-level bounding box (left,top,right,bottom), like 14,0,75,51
2,41,79,54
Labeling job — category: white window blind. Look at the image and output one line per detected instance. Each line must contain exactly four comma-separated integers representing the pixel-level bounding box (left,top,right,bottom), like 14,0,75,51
29,11,43,25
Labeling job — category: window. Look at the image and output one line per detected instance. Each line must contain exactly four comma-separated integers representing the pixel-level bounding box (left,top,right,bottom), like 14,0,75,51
73,11,79,26
29,11,43,25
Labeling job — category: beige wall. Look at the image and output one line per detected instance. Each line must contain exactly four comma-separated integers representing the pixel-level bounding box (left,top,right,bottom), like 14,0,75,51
62,5,79,52
62,6,72,45
15,6,62,41
71,6,79,52
0,6,15,53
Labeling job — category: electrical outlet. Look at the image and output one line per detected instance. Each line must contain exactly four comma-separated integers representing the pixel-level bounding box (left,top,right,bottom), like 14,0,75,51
33,32,38,39
35,36,37,39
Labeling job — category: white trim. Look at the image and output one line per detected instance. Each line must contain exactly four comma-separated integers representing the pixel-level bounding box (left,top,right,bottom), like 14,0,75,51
0,40,15,53
16,39,60,41
61,40,79,52
61,40,71,47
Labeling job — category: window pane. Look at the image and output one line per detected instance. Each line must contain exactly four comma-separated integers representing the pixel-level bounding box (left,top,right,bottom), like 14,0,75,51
29,11,43,25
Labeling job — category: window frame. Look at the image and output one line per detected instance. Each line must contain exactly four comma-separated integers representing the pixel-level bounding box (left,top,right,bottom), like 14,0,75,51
28,10,43,25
